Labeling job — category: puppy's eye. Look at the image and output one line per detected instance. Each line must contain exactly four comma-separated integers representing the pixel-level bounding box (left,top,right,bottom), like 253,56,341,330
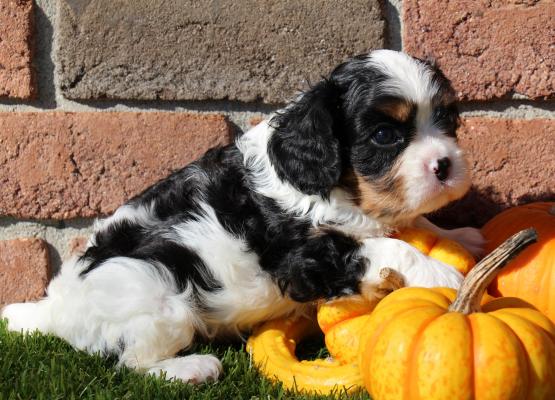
435,106,448,120
435,105,457,125
371,127,402,147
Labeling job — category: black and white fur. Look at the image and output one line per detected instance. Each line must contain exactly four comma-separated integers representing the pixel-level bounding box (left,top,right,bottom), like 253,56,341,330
2,50,483,383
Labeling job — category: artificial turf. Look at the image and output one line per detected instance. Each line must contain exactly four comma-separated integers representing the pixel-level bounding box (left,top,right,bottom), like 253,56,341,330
0,319,371,399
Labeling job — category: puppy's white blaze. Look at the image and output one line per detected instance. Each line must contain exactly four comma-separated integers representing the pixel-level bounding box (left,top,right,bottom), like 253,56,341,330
168,202,298,332
236,120,387,238
397,134,470,214
367,50,439,104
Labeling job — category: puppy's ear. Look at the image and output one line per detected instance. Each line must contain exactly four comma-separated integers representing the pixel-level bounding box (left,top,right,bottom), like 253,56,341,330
268,80,342,198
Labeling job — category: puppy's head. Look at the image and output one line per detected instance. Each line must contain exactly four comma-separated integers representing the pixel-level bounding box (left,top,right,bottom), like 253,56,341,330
269,50,470,224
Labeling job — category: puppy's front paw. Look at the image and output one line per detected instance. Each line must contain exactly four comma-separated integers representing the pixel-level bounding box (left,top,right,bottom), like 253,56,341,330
444,227,485,258
359,237,464,297
403,257,464,289
361,267,405,301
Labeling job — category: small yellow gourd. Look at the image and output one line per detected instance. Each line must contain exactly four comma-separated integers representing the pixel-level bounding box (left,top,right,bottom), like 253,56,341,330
246,316,363,394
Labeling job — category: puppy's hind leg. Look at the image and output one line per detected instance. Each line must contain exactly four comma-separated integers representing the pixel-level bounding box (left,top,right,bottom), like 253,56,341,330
84,257,222,384
145,355,222,384
118,322,222,385
3,256,222,384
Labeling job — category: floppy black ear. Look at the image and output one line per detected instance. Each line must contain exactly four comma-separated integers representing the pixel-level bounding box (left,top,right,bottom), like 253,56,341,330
268,80,342,198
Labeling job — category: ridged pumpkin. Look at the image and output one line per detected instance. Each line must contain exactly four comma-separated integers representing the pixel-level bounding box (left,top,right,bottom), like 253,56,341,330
318,227,476,365
482,202,555,322
248,228,477,394
360,229,555,400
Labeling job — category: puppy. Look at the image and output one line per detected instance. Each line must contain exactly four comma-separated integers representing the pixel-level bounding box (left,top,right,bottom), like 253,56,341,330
2,50,483,384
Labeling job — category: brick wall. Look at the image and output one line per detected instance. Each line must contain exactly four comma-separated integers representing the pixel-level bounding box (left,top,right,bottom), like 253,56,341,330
0,0,553,303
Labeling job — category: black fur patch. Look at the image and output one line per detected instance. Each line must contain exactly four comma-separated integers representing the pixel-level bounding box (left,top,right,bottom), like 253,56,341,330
81,222,221,293
269,230,365,302
268,80,342,198
80,159,220,292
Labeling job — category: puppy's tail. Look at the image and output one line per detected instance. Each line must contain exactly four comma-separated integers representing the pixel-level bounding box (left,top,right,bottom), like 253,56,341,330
1,255,85,334
1,301,52,333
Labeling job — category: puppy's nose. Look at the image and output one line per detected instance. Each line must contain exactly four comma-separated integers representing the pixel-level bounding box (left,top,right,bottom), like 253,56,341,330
434,157,451,181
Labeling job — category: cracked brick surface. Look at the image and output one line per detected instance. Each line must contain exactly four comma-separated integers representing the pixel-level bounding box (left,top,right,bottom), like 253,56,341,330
0,238,50,304
57,0,385,103
432,117,555,227
404,0,555,100
0,112,232,219
0,0,36,98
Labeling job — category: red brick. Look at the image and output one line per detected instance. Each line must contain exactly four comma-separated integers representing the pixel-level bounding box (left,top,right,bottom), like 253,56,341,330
403,1,555,100
0,0,35,99
0,112,232,219
0,238,50,304
432,118,555,227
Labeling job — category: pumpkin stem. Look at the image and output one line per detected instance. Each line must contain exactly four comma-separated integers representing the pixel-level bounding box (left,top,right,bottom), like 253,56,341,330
449,228,537,314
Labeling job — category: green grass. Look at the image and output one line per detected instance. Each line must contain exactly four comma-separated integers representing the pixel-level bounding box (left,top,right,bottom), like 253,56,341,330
0,320,370,399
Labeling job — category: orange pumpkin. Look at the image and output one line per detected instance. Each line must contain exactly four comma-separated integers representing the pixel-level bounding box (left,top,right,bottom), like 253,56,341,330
482,202,555,322
359,229,555,400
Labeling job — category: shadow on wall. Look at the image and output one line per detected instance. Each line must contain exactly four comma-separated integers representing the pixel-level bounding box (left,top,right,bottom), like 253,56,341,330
429,186,555,228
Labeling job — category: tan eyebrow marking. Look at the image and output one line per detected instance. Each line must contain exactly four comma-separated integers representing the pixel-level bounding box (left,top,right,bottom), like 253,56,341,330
375,101,414,122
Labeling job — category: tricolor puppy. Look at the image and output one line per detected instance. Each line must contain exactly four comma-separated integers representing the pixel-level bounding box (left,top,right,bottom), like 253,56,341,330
2,50,483,383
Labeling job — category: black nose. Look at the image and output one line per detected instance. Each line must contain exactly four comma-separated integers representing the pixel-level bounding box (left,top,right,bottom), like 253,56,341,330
434,157,451,181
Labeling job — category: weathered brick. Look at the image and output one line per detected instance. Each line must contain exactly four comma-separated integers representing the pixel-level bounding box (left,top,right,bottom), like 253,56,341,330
0,238,50,304
404,0,555,100
57,0,385,104
0,112,232,219
432,118,555,227
0,0,35,98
